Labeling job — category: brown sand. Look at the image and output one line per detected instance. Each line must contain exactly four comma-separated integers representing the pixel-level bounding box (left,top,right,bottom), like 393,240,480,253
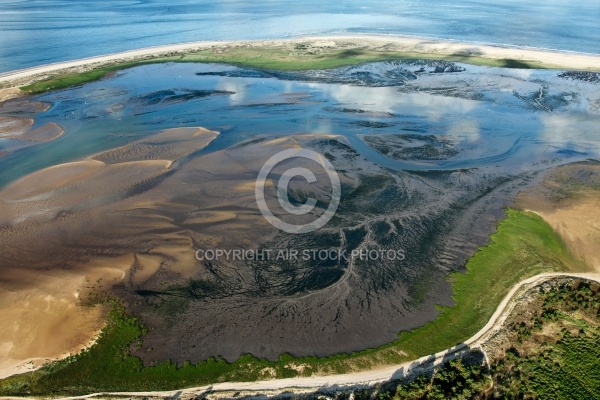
0,258,131,379
2,130,595,377
0,98,61,159
534,193,600,271
0,127,219,379
0,116,33,137
20,122,64,142
518,162,600,272
0,97,50,113
92,127,217,164
0,88,22,103
0,119,64,146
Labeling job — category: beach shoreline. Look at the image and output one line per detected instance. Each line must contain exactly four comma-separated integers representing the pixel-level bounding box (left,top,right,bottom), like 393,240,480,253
1,34,600,97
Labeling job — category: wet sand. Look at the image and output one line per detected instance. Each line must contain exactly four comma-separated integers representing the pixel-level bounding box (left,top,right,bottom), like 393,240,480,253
0,127,219,378
0,98,63,159
0,116,33,137
20,122,64,142
0,130,444,372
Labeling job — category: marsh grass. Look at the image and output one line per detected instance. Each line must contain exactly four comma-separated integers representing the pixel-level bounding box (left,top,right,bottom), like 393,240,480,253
20,47,560,95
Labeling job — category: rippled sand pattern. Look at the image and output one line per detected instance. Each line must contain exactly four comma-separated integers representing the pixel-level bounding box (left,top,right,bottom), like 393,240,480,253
0,116,34,137
92,127,216,164
20,122,64,142
0,98,50,113
0,127,219,378
0,99,62,163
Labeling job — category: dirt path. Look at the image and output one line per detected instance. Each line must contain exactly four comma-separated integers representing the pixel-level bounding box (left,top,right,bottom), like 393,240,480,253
24,272,594,400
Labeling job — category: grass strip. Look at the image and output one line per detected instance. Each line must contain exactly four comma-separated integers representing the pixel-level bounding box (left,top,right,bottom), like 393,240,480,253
20,46,561,95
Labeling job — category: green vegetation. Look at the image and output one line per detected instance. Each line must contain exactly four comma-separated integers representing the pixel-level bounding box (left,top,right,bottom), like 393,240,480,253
20,45,563,95
488,279,600,399
21,68,114,94
175,47,559,71
0,210,586,396
392,209,584,358
362,359,490,400
20,59,172,94
354,279,600,399
0,303,302,395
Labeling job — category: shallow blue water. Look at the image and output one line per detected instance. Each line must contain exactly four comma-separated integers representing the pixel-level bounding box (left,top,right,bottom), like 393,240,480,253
1,62,598,187
1,0,599,73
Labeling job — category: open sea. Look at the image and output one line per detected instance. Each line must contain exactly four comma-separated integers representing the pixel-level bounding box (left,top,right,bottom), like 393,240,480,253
1,0,599,73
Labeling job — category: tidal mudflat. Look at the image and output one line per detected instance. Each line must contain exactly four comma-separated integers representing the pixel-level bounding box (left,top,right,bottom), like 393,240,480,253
0,59,599,375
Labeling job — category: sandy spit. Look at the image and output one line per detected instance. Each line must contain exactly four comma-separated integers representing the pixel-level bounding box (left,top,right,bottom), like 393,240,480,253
1,34,600,91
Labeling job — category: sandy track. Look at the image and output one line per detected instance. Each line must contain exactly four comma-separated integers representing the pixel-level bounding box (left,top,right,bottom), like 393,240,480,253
1,35,600,90
24,272,594,400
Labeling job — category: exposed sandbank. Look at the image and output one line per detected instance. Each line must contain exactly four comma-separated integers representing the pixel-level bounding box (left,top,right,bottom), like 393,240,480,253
0,127,219,379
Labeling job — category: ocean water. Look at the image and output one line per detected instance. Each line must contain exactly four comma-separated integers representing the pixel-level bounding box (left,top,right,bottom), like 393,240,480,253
1,0,599,73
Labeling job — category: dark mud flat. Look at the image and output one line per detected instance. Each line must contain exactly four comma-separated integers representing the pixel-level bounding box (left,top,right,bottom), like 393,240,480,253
0,60,599,364
363,134,460,161
196,60,467,87
119,138,535,363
